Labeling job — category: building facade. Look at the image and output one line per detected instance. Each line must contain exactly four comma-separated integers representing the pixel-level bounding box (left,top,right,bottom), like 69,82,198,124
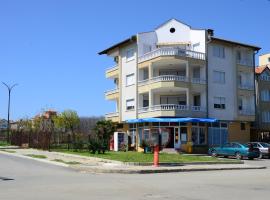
100,19,260,152
254,54,270,142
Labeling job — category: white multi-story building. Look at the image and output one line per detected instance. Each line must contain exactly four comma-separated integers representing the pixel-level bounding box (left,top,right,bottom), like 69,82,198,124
100,19,260,153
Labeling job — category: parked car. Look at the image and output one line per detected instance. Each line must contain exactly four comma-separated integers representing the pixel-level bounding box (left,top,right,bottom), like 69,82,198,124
247,142,270,158
208,142,260,160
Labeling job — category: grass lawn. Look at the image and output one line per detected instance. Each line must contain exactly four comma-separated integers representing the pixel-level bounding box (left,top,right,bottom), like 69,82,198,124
53,159,81,165
0,141,10,146
52,149,237,163
25,154,47,159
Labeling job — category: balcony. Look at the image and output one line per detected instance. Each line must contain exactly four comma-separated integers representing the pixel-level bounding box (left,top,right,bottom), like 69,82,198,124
238,83,254,91
139,75,188,86
138,47,205,63
105,65,119,78
138,104,206,118
191,78,206,84
105,112,119,122
105,88,119,100
239,109,255,116
237,59,253,67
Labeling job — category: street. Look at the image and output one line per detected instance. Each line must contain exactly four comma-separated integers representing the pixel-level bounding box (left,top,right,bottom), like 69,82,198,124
1,154,270,200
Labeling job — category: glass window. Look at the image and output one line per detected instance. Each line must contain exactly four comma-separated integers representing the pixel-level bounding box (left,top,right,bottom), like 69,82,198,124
126,48,134,61
213,71,225,84
262,111,270,122
240,123,246,130
261,90,270,101
126,99,135,110
143,129,150,141
213,45,225,58
192,127,206,145
126,73,135,86
180,127,187,144
214,97,226,109
129,129,136,145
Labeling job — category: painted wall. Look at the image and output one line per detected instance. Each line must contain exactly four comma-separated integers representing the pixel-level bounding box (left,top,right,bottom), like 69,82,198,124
190,29,206,53
208,42,237,120
137,32,157,57
259,53,270,66
155,19,191,45
120,43,137,120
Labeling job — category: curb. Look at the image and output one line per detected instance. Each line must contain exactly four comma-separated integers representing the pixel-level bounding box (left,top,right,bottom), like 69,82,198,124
122,161,244,166
0,150,69,168
75,166,267,174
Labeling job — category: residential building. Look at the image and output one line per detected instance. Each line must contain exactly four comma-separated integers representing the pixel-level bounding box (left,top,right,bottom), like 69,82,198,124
254,54,270,142
100,19,260,153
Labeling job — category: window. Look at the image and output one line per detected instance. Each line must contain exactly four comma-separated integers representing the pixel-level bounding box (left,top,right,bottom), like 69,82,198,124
143,129,150,140
170,27,175,33
214,97,225,109
191,127,206,145
262,111,270,122
213,45,225,58
238,98,243,110
126,99,135,110
213,71,225,84
126,49,134,61
126,73,135,86
261,90,270,101
240,123,246,130
180,127,187,144
236,50,241,61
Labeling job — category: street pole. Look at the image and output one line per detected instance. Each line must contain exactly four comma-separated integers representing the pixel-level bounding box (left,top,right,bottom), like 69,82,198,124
2,82,18,143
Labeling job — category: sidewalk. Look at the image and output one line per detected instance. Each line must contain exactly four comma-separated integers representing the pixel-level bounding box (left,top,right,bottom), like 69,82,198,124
0,148,266,174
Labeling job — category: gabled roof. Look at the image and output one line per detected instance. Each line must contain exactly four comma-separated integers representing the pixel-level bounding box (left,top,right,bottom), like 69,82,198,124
155,18,191,29
211,37,261,51
255,65,270,74
98,35,136,55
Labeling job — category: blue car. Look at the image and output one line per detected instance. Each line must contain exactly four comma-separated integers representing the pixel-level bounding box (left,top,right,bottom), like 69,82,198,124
208,142,260,160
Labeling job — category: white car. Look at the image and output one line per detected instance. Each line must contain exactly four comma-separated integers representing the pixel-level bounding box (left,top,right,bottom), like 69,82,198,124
248,142,270,158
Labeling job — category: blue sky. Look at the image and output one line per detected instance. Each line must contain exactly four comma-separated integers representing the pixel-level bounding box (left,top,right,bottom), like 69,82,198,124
0,0,269,120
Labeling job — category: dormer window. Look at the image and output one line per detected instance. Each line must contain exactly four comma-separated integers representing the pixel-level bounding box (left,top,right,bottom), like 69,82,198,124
170,27,175,33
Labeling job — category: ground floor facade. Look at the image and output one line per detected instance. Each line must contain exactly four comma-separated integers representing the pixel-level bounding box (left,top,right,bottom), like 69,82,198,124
113,120,252,154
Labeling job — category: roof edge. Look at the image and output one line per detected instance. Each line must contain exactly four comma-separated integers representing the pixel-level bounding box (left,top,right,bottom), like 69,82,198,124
98,35,137,55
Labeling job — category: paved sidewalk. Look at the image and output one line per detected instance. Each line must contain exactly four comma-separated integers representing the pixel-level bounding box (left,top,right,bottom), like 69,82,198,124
0,148,266,174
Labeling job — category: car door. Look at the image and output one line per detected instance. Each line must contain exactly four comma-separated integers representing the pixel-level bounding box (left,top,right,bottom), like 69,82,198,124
220,143,232,156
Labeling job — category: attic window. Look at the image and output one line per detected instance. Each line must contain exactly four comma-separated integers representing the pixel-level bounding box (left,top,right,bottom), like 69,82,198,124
170,27,175,33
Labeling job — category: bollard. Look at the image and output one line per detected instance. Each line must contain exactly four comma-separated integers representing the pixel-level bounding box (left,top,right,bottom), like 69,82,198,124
153,145,159,167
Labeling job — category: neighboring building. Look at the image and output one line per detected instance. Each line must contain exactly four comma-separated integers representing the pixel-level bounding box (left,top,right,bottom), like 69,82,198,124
254,54,270,142
100,19,260,153
0,119,8,130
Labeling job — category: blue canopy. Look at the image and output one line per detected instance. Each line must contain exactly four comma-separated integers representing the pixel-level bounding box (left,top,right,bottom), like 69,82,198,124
126,117,217,123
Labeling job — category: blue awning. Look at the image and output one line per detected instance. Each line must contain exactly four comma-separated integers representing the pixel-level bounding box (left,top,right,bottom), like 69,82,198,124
126,117,217,123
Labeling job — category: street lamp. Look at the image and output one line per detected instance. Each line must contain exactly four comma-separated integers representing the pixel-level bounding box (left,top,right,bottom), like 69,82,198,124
2,82,18,143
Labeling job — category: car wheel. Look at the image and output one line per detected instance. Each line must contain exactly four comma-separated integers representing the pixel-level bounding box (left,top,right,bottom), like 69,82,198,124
211,150,218,157
235,152,242,160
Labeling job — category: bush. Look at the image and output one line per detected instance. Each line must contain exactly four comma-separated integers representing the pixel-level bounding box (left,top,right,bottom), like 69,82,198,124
73,141,84,151
119,143,127,152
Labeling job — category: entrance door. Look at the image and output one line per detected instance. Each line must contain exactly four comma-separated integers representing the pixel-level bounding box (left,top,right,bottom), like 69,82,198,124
174,127,181,149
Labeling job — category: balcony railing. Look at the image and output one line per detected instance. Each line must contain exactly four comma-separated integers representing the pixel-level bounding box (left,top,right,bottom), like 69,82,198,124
105,88,119,95
105,112,119,118
239,109,255,116
106,65,118,73
138,47,205,63
260,75,270,81
238,84,254,90
138,105,206,113
191,78,206,84
237,59,253,67
138,75,205,86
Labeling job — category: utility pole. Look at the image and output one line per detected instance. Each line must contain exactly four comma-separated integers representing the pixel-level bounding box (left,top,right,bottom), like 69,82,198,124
2,82,18,143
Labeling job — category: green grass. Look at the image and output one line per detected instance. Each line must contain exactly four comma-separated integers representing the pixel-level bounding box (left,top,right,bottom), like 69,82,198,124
0,141,10,146
53,159,81,165
0,149,16,153
25,154,47,159
52,149,235,163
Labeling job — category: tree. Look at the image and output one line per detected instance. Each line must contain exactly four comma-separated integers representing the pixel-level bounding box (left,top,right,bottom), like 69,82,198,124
53,110,79,143
92,120,117,153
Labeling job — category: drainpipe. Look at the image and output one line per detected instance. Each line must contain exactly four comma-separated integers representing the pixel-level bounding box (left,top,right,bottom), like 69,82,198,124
205,30,212,118
253,50,259,136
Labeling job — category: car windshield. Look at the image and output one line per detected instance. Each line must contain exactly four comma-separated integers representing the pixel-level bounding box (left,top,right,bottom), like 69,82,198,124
260,143,270,148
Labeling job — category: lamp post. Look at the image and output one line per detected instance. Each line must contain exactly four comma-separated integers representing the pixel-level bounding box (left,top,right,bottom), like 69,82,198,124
2,82,18,143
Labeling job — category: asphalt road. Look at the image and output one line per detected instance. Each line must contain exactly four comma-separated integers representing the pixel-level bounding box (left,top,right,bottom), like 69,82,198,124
1,153,270,200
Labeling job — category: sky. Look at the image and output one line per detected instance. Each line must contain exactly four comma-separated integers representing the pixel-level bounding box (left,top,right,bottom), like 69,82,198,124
0,0,269,120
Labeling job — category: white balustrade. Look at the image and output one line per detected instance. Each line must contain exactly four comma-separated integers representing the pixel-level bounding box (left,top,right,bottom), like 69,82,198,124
138,47,205,63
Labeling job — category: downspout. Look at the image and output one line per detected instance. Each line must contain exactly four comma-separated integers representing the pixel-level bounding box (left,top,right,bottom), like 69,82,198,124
205,31,212,118
253,50,259,134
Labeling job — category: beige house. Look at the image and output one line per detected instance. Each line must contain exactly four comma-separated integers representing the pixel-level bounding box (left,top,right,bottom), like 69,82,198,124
100,19,260,153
